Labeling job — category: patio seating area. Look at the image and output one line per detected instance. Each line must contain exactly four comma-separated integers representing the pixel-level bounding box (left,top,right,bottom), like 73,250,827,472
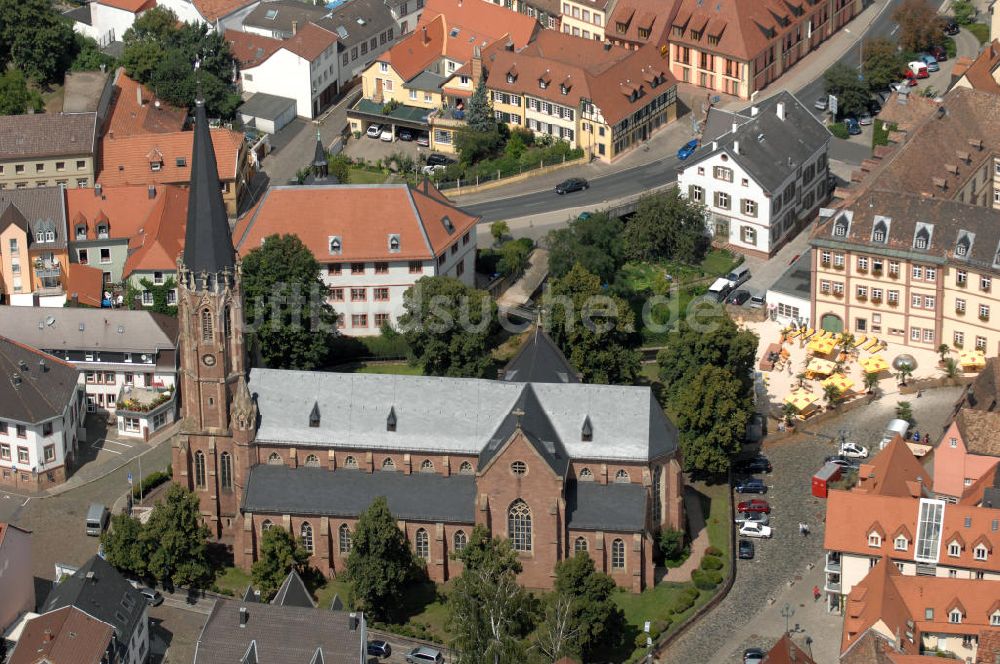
747,319,987,427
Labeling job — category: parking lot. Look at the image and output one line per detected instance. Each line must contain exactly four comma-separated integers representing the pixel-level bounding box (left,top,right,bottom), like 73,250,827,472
664,385,964,664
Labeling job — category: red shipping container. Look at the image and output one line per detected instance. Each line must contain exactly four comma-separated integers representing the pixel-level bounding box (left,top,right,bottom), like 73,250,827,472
812,462,842,499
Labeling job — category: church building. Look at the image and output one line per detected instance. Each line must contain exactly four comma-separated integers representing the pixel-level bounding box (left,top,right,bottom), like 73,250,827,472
172,100,685,591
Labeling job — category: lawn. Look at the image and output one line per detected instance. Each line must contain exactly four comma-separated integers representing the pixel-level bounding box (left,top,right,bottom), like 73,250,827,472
967,22,990,44
699,480,732,568
214,566,252,596
346,167,392,184
355,362,424,375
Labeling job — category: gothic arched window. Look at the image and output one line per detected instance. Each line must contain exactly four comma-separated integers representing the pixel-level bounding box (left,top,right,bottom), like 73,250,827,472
454,530,467,551
219,452,233,490
415,528,429,559
339,524,352,553
194,451,206,488
611,539,625,569
201,309,213,342
300,522,314,553
508,499,532,552
304,454,320,467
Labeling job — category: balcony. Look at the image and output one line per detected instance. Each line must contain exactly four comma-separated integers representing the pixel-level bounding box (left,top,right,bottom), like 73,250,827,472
824,577,842,593
33,258,61,278
825,552,841,573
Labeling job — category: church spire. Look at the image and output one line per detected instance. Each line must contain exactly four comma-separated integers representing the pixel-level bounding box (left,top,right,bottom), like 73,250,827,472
182,99,235,278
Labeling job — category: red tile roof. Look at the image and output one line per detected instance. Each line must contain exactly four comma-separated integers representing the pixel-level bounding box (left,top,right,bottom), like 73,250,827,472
232,183,479,261
66,262,106,307
98,128,243,187
606,0,678,47
670,0,802,61
960,40,1000,95
106,69,187,137
382,15,448,82
125,186,188,274
98,0,154,13
9,606,114,664
418,0,538,64
283,22,337,61
763,634,816,664
855,436,932,498
225,29,283,67
191,0,257,22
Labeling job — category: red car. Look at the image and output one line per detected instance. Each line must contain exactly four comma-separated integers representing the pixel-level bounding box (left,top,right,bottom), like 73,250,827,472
738,499,771,514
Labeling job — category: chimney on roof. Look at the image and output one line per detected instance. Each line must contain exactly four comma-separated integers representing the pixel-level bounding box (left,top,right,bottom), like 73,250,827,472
711,140,717,151
750,105,758,117
422,25,429,45
292,20,298,35
136,84,143,107
733,140,740,155
731,120,738,134
148,185,156,199
945,164,959,175
95,183,102,197
471,45,483,87
239,607,249,627
776,101,786,121
348,613,359,631
969,138,983,151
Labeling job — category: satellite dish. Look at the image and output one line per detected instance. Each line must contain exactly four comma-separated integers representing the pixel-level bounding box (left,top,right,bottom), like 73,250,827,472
45,316,55,326
141,355,148,361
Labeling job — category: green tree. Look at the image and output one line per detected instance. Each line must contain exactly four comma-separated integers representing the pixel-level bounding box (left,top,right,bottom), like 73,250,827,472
896,400,914,424
490,220,510,245
251,526,312,599
546,212,626,284
622,189,709,264
546,264,640,384
823,383,843,408
674,365,752,474
893,0,945,52
466,76,496,134
952,0,975,24
70,34,116,72
399,276,500,377
544,553,626,662
658,528,686,560
141,484,213,589
895,361,915,386
0,69,43,115
862,38,905,93
100,513,149,578
0,0,77,83
824,62,870,118
242,234,338,370
327,154,351,183
454,127,504,165
498,239,531,279
345,497,415,622
863,371,880,394
656,317,758,398
448,531,537,664
125,5,179,42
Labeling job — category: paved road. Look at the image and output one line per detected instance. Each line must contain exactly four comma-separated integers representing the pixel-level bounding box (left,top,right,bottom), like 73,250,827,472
662,386,963,664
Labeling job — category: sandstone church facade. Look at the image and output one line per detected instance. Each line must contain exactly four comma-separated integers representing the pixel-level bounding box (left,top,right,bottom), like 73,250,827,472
171,100,685,591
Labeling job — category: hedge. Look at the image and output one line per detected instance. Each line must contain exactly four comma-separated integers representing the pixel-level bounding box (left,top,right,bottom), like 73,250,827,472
828,122,849,140
691,569,718,591
131,467,172,499
670,591,697,613
704,545,723,557
700,554,724,571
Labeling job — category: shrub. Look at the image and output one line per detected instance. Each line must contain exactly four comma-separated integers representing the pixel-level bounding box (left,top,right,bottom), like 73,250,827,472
131,469,171,499
828,122,850,140
635,632,650,649
653,619,672,636
700,555,724,571
682,587,700,601
659,528,686,560
706,570,723,585
691,569,717,590
704,545,723,557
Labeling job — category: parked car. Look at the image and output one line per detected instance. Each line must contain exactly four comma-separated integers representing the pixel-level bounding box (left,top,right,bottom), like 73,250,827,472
677,139,698,160
739,522,772,539
398,129,414,141
425,153,455,167
814,96,828,111
845,117,862,135
421,164,447,175
748,293,766,309
380,128,394,142
726,265,751,287
366,124,382,138
406,646,444,663
734,511,770,526
840,442,870,459
919,54,940,72
744,648,765,664
735,478,767,494
138,587,163,606
738,539,755,560
867,97,883,114
859,111,873,126
737,498,771,514
824,455,860,470
736,456,772,474
555,177,589,194
367,641,392,658
416,133,430,147
728,289,751,305
907,61,929,79
930,45,947,61
944,19,960,35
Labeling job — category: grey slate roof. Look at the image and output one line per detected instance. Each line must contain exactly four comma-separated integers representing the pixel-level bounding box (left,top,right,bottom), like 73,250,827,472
768,249,812,299
65,4,92,25
238,93,297,121
194,598,362,664
0,336,79,425
183,100,235,275
243,0,329,35
696,90,829,193
248,368,678,462
314,0,396,49
477,383,569,475
566,481,647,531
408,70,447,92
242,465,477,522
502,327,580,384
45,555,145,661
0,187,69,250
0,307,178,354
271,571,314,609
0,113,98,159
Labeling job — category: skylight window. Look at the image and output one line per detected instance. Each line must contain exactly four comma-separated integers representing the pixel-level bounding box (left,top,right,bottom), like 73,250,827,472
265,9,278,19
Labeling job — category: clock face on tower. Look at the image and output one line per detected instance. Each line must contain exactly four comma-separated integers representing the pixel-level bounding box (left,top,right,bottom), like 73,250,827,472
202,354,217,367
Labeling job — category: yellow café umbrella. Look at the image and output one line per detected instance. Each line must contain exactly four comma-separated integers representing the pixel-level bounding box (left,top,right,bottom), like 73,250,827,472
861,355,890,374
960,350,986,369
822,373,855,393
808,336,837,355
807,357,836,376
784,389,817,411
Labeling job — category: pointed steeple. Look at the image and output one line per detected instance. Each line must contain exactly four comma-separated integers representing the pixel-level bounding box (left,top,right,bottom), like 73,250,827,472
183,99,235,276
312,130,327,169
231,375,257,431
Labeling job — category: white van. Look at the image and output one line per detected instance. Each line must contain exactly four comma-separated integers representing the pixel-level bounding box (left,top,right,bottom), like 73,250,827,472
85,503,109,536
879,419,910,449
708,277,734,302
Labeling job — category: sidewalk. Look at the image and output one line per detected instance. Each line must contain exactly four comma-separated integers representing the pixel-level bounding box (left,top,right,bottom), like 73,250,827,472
451,0,896,207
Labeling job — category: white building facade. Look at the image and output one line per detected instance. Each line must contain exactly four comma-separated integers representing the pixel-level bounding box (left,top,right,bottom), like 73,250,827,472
71,0,148,47
240,37,339,118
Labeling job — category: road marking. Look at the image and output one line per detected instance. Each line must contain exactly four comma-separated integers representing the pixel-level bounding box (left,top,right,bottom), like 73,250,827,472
102,439,134,448
890,25,899,35
21,498,29,507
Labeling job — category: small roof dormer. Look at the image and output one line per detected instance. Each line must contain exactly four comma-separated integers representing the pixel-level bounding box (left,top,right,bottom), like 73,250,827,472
913,223,933,251
833,213,850,238
309,401,320,428
955,231,974,259
581,415,593,442
871,216,889,244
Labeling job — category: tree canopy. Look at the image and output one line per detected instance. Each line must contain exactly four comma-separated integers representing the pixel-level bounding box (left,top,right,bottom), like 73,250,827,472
824,62,870,118
543,553,626,662
345,497,416,622
546,264,640,385
622,189,709,264
466,76,496,134
674,365,753,474
140,484,213,589
0,69,43,115
657,316,757,398
121,7,240,117
251,526,312,600
399,276,500,377
100,513,149,579
241,234,339,370
893,0,945,52
0,0,77,84
861,38,905,93
546,212,626,284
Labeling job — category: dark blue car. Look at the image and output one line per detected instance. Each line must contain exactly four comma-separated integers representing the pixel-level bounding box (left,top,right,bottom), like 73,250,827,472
735,478,767,494
845,117,862,135
677,139,698,160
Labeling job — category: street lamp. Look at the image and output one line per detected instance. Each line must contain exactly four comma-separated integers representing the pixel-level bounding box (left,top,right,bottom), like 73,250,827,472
780,603,796,634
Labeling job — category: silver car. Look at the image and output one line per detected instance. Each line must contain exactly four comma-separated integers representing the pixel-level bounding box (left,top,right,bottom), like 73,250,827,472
735,511,770,526
406,646,444,664
814,96,828,111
